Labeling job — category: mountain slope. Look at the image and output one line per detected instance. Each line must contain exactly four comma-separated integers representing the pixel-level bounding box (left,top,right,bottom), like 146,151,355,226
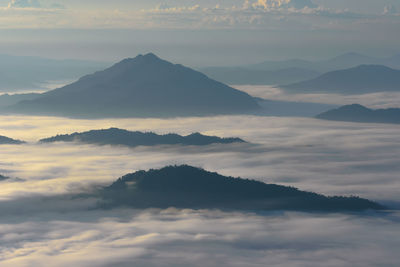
316,104,400,124
8,53,259,118
283,65,400,94
0,135,25,144
0,93,40,108
40,128,245,147
99,165,384,211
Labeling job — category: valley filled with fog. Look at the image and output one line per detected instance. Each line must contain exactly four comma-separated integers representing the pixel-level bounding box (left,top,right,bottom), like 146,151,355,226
0,113,399,266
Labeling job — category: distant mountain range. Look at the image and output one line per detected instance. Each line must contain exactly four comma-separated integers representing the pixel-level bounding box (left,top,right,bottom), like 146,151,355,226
199,52,400,86
0,135,25,144
201,67,320,85
249,52,400,73
40,128,245,147
99,165,384,211
0,54,107,92
316,104,400,124
6,53,260,118
283,65,400,94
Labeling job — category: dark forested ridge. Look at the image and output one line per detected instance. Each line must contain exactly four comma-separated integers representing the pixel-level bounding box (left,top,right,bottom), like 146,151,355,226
0,135,25,144
40,128,246,147
7,53,259,118
99,165,384,211
316,104,400,124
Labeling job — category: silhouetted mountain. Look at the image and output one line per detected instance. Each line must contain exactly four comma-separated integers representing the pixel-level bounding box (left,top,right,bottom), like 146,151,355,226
99,165,384,211
7,53,259,118
0,93,40,108
283,65,400,94
0,175,9,181
200,67,320,85
249,52,400,72
0,135,25,144
0,54,107,92
316,104,400,124
40,128,245,147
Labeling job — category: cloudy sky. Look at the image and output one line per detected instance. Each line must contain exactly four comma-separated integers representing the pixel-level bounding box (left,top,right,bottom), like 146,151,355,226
0,0,399,65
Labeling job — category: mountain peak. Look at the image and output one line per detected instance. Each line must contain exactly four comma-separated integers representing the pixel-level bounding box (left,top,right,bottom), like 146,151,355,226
9,53,259,118
134,52,161,62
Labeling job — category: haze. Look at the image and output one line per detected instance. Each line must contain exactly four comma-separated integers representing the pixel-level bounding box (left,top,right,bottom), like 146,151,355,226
0,0,400,266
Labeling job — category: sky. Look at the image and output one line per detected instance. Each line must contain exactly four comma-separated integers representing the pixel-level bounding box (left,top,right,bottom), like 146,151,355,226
0,0,399,65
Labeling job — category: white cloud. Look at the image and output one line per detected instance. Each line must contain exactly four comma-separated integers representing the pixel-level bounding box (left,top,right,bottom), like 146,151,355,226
0,208,399,266
251,0,318,9
7,0,41,8
383,4,397,15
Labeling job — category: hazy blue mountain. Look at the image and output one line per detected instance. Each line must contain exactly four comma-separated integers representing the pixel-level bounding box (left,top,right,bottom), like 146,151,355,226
316,104,400,124
283,65,400,94
249,52,400,73
0,54,107,92
0,93,40,108
200,67,320,85
8,53,259,118
99,165,384,211
40,128,245,147
0,135,25,144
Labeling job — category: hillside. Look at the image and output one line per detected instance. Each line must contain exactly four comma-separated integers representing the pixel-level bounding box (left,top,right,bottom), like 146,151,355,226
99,165,384,211
40,128,246,147
316,104,400,124
0,135,25,144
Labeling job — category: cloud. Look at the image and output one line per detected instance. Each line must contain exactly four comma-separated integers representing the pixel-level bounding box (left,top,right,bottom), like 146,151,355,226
0,208,399,266
0,108,399,265
0,111,400,204
236,85,400,109
251,0,318,9
7,0,41,8
383,5,397,15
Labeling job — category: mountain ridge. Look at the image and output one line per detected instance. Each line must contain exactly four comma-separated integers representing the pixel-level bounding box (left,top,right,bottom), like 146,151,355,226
40,128,246,147
316,104,400,124
99,165,384,211
282,65,400,94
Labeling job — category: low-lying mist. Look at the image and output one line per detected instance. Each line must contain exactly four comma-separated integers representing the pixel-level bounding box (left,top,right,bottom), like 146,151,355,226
0,114,399,266
236,85,400,109
0,115,399,203
0,208,399,267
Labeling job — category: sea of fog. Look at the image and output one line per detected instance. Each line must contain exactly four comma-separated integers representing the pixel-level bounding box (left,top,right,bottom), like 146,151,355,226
236,85,400,109
0,113,399,266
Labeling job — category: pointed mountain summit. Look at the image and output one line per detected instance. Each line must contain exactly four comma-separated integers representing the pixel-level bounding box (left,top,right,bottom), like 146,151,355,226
7,53,259,118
